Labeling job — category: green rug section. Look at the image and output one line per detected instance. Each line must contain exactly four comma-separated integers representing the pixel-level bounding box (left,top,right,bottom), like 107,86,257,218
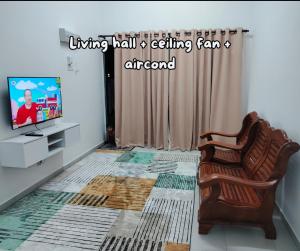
0,190,76,251
116,151,155,164
154,173,196,190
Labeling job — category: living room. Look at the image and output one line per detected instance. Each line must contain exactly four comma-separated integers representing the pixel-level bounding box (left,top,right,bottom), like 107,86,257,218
0,2,299,251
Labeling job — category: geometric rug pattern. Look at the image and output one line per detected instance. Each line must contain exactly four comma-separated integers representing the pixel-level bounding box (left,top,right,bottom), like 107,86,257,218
0,148,199,251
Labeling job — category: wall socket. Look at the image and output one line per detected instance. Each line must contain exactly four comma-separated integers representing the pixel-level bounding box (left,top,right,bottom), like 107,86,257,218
67,56,74,71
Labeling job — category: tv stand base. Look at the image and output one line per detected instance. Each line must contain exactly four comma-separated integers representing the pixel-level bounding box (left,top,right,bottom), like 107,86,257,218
24,132,44,137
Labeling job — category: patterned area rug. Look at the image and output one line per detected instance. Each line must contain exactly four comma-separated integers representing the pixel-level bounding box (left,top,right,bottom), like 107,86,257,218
0,148,199,251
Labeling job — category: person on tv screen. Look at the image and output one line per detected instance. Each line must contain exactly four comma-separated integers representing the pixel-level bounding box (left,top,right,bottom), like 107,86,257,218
16,89,37,127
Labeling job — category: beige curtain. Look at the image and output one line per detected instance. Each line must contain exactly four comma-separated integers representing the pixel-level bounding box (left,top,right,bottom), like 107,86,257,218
169,30,195,150
145,31,169,148
209,28,243,142
169,30,213,150
114,31,169,148
115,28,244,150
191,30,213,149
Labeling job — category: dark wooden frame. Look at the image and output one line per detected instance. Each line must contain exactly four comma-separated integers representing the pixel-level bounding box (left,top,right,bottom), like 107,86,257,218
197,120,300,239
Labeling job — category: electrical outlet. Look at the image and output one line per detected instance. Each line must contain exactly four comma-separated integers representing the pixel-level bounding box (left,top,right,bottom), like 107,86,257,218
67,56,74,71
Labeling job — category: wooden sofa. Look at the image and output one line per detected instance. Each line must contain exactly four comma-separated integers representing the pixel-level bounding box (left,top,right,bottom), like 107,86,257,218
197,119,300,239
200,111,259,164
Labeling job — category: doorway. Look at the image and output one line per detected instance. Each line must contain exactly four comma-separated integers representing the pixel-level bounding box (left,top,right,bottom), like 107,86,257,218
103,44,115,146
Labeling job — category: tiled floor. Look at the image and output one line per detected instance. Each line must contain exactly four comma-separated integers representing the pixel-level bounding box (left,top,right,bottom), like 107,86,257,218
190,185,299,251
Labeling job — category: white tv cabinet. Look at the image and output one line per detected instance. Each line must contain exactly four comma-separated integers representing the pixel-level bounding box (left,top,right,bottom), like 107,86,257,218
0,123,80,168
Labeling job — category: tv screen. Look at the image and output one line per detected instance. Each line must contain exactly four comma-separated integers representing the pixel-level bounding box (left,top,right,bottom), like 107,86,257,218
8,77,63,130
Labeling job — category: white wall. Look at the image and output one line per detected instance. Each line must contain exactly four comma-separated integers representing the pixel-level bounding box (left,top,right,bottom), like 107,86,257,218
98,1,255,115
98,1,254,32
0,2,106,205
248,2,300,241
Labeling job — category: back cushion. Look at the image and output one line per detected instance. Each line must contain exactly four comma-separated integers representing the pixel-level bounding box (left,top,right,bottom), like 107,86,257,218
243,120,271,176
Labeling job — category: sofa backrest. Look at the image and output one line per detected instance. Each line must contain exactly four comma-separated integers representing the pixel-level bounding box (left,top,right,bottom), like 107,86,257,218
237,111,259,146
243,119,300,181
243,119,272,176
251,129,300,181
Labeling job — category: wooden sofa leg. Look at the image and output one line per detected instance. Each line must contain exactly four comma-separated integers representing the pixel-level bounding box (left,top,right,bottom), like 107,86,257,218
263,222,277,240
198,223,213,235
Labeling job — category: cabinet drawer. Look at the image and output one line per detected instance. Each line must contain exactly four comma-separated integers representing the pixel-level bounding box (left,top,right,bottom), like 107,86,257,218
64,125,80,147
24,137,48,167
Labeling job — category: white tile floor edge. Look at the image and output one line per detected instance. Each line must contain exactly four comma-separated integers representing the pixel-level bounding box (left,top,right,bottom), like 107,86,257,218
190,185,299,251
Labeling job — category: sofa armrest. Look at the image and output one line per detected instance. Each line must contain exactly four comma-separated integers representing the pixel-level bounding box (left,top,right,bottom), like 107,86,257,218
198,141,243,151
200,131,239,140
199,174,277,190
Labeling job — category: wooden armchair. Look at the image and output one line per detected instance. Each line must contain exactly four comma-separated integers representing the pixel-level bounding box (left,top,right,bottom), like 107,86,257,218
198,120,300,239
199,111,259,164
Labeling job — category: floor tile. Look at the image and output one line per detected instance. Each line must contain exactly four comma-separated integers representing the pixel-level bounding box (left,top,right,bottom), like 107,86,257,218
191,225,227,251
273,216,299,251
225,225,276,251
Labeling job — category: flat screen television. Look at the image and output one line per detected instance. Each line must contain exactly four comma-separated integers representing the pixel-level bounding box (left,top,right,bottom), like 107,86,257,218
7,77,63,130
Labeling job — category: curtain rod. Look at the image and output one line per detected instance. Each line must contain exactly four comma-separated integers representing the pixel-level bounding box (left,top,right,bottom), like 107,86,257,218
98,29,249,38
